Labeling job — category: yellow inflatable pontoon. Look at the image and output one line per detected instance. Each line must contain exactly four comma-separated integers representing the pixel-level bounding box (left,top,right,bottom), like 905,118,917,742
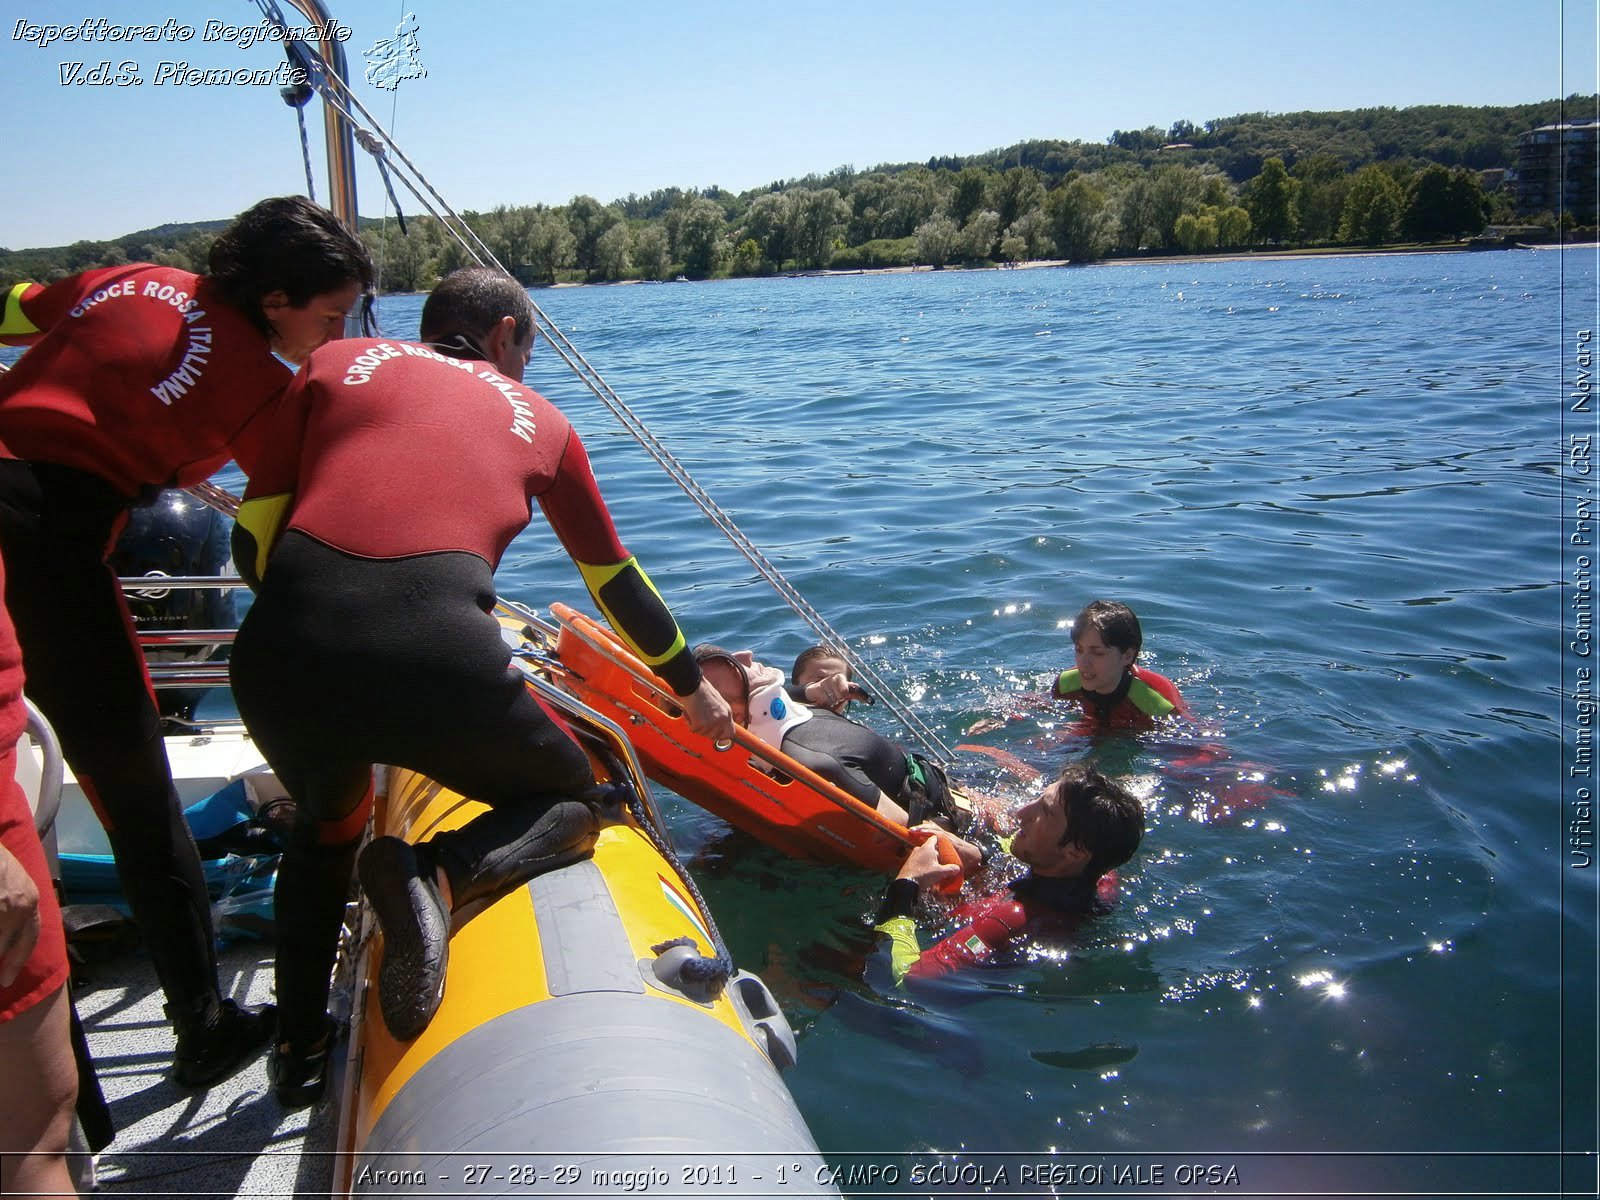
334,604,837,1197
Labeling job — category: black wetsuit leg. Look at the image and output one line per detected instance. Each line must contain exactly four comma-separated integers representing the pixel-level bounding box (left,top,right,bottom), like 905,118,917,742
232,535,602,1033
0,461,219,1012
265,761,372,1047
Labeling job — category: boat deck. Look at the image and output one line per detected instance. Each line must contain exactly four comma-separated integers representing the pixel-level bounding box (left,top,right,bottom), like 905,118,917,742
74,940,338,1198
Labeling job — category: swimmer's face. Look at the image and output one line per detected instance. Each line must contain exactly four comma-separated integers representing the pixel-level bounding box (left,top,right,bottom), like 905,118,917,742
795,654,850,689
1010,778,1091,877
698,658,750,726
1073,627,1136,695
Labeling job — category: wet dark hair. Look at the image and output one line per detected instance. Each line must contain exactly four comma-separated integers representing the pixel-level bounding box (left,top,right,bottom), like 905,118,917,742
1070,599,1143,658
1055,761,1144,879
420,266,535,345
791,643,850,685
207,195,372,337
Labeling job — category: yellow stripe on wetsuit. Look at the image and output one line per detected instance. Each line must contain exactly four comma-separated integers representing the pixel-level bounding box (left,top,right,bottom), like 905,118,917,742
232,492,295,589
0,283,41,340
576,556,688,672
1055,669,1176,718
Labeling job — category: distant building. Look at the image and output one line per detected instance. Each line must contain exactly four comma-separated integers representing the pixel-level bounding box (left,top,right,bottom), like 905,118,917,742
1508,121,1597,221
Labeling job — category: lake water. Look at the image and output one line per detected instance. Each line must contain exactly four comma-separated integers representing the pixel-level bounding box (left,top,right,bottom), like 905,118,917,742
13,248,1594,1195
388,251,1591,1198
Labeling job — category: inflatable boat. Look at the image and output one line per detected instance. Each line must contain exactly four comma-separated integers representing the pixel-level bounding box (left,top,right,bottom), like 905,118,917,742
42,561,836,1193
336,616,835,1193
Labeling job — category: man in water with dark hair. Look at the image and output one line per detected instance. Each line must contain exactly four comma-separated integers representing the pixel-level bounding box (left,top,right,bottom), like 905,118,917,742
231,266,734,1104
0,194,373,1088
873,761,1144,982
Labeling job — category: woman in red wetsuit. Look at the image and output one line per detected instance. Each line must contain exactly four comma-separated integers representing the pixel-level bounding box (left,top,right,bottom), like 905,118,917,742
0,196,372,1087
873,762,1143,983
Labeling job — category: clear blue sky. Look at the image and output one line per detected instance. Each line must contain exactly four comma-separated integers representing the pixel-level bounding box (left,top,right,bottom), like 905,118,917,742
3,0,1596,250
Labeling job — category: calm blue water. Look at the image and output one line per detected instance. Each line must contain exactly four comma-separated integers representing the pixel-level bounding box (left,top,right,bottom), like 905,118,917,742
434,252,1591,1197
14,250,1592,1194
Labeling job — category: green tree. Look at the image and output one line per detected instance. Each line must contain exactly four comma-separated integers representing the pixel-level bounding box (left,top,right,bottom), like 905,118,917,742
1215,205,1252,247
1148,165,1221,249
950,167,996,227
1114,172,1158,250
740,192,794,269
365,224,435,293
843,174,893,244
1005,208,1053,259
1339,164,1403,245
1247,156,1299,244
64,240,110,271
877,169,946,238
994,167,1046,232
566,195,623,276
1445,168,1489,238
631,224,670,281
956,209,1000,261
913,215,959,266
151,246,194,271
789,188,849,268
1401,164,1455,240
1173,212,1218,252
1292,153,1350,243
525,208,576,283
593,222,630,281
179,231,216,270
677,198,728,276
729,238,765,276
1047,175,1112,261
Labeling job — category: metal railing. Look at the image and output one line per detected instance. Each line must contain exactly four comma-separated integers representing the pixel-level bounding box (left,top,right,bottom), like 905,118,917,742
122,572,246,705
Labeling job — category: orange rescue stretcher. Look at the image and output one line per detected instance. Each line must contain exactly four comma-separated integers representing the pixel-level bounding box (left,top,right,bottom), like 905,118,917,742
520,602,928,877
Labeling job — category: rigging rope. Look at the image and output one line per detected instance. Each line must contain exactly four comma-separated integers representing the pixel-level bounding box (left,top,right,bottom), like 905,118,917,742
240,2,957,765
294,105,317,205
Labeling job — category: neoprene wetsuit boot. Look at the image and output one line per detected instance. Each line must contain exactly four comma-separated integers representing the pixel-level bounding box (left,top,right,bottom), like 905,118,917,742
165,993,277,1088
357,798,600,1042
356,836,448,1043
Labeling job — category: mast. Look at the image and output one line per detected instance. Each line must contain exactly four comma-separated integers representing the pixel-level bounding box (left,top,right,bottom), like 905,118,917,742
276,0,360,236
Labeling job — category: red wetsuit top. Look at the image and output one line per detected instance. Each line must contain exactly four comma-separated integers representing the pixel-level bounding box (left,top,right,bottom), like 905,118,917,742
1051,664,1189,732
0,266,289,497
874,870,1117,983
0,548,69,1023
240,337,613,565
235,336,698,694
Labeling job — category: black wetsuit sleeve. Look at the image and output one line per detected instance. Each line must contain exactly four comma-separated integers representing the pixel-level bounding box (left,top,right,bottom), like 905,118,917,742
874,878,921,924
780,737,881,806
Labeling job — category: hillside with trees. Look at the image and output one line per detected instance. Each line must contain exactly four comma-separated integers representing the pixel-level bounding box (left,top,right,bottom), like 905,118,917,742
3,96,1593,290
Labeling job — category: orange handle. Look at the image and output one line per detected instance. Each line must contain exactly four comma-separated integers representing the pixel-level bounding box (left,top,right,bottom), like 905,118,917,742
933,833,964,895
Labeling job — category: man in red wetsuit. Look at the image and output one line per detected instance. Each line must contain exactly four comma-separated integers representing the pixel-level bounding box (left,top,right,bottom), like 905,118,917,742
1051,600,1190,732
228,266,735,1103
0,196,372,1087
873,761,1143,983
